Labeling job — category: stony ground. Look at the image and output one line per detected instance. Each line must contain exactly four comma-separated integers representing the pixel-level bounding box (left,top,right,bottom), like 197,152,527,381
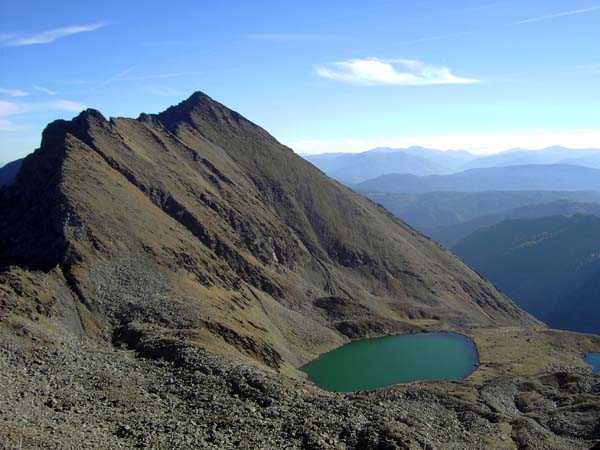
1,324,599,450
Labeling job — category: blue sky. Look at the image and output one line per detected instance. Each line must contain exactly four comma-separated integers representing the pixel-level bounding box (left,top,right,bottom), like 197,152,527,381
1,0,599,165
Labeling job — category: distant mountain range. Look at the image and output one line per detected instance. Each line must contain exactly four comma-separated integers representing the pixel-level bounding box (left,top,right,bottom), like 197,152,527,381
454,214,600,334
460,146,600,170
305,145,600,336
363,190,600,247
431,199,600,248
356,165,600,193
303,146,600,182
304,147,457,183
0,158,23,187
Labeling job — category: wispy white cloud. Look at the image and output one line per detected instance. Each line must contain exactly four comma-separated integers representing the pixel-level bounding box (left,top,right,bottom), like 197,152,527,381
121,72,189,81
142,86,188,97
100,68,190,87
0,88,29,97
0,100,21,132
0,118,14,131
142,40,195,47
514,6,600,25
400,30,478,45
100,66,136,86
0,100,20,116
288,128,600,155
3,22,106,47
33,85,57,96
0,99,86,121
316,58,480,86
246,33,350,42
50,100,86,112
0,98,85,132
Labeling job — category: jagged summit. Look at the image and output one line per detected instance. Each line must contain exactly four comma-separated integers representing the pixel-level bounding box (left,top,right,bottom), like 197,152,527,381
156,91,245,129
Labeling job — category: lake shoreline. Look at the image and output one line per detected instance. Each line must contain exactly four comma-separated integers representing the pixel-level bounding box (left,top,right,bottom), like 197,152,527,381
301,330,480,392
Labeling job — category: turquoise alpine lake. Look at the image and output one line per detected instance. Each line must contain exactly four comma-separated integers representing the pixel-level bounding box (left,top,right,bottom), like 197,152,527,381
301,332,479,392
585,353,600,373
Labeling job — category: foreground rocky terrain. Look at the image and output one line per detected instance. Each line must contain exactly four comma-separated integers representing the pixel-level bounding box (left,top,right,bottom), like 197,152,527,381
1,92,599,449
2,321,599,449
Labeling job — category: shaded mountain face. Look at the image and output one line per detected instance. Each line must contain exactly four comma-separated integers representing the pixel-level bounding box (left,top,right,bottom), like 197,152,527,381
0,158,24,187
357,164,600,193
362,190,600,232
431,199,600,248
0,91,536,372
454,214,600,334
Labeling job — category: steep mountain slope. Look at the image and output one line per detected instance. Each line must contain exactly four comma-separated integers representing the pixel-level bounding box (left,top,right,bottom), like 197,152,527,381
454,214,600,333
431,199,600,248
548,268,600,333
0,158,23,187
0,91,535,372
357,164,600,193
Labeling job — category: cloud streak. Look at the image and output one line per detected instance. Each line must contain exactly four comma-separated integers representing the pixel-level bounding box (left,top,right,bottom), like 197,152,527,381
400,30,478,45
0,99,86,119
3,22,106,47
33,85,57,96
514,6,600,24
0,88,29,97
246,33,349,42
316,58,479,86
0,98,85,132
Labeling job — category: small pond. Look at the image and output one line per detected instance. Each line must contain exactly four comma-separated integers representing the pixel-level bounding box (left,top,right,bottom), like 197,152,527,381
584,353,600,374
301,332,479,392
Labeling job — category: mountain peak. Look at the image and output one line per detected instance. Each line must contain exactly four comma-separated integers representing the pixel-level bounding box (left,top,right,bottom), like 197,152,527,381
156,90,247,132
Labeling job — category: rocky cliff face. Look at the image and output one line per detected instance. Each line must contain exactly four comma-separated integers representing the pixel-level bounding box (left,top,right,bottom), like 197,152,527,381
0,91,537,371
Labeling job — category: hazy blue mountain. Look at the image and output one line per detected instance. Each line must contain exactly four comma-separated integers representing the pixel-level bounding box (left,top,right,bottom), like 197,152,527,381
303,146,600,184
363,190,600,230
559,152,600,169
454,214,600,333
303,146,478,183
367,146,476,169
304,149,444,183
460,146,600,170
0,158,24,187
430,199,600,248
357,164,600,193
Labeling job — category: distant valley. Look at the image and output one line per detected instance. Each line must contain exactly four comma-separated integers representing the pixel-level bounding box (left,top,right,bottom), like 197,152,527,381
305,146,600,335
454,214,600,334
